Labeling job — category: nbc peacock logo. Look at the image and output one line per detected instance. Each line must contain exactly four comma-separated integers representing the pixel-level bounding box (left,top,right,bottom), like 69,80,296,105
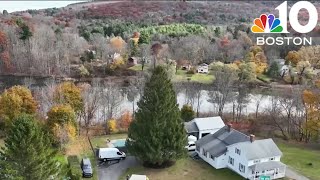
251,14,283,33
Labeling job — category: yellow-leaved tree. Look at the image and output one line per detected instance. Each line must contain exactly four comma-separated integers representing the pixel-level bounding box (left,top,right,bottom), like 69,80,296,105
54,82,84,115
245,46,268,74
107,119,117,134
47,104,77,145
0,85,37,127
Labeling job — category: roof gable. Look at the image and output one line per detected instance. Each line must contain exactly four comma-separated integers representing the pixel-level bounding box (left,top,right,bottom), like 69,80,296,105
234,139,282,160
196,126,250,157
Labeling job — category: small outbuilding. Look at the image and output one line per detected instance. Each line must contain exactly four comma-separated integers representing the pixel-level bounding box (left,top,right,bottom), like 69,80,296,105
197,63,209,73
184,116,225,140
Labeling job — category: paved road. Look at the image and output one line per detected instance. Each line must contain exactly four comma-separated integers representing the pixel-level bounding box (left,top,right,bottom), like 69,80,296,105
98,156,140,180
286,166,310,180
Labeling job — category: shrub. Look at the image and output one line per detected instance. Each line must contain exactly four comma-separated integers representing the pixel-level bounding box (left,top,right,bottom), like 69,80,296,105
67,155,82,180
181,104,196,122
186,67,196,74
78,65,90,77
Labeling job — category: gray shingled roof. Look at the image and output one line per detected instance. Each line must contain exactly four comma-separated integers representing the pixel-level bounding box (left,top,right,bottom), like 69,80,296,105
235,139,283,160
196,126,250,157
184,121,199,133
249,161,286,171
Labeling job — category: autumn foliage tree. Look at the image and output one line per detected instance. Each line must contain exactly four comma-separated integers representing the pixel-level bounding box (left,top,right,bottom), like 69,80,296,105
119,111,132,130
0,86,37,127
245,46,268,74
0,30,11,72
54,82,84,114
302,89,320,142
47,104,77,146
285,50,300,66
110,36,125,53
107,119,117,133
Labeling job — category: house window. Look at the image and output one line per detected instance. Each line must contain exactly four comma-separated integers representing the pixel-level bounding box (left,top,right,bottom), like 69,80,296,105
235,148,241,155
239,163,245,173
228,156,234,165
270,157,275,161
211,155,215,160
254,159,261,163
202,149,207,156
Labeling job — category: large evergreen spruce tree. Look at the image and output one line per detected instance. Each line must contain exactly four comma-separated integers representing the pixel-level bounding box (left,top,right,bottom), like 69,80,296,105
127,66,186,167
0,114,59,179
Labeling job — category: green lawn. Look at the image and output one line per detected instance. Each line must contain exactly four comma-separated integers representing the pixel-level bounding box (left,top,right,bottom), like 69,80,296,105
173,70,214,84
129,65,214,84
257,74,272,83
129,64,147,71
120,157,242,180
277,141,320,180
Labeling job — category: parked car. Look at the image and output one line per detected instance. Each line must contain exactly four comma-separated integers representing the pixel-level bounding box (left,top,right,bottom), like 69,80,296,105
127,174,149,180
81,158,93,178
185,141,196,151
98,147,126,162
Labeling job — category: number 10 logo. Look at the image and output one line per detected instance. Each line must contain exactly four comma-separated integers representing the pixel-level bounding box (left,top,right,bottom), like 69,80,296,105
251,1,318,34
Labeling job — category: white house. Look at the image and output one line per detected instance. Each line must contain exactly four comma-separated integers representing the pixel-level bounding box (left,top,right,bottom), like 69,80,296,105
184,116,225,140
196,124,286,180
280,65,289,77
272,59,289,77
197,63,209,73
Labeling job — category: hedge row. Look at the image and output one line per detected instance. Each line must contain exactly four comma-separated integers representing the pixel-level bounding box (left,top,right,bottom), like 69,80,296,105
67,155,82,180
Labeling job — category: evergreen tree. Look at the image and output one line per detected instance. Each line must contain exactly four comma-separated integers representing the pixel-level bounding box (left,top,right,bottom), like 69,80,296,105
127,66,186,167
0,114,60,180
267,61,280,79
19,24,33,41
181,104,195,122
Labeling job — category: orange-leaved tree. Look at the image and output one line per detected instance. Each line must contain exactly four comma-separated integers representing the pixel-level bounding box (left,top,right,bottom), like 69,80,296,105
302,89,320,142
119,111,132,130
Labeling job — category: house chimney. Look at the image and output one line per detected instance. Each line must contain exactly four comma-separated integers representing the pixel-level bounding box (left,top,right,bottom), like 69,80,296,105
250,134,255,143
227,123,232,132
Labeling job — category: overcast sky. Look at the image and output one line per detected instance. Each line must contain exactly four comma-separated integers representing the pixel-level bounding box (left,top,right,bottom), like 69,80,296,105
0,1,84,13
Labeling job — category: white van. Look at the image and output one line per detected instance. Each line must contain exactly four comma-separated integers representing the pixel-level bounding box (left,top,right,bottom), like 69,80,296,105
98,148,126,162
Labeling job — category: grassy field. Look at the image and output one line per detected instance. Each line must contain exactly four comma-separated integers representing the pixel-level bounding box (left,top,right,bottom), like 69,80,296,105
174,70,215,84
129,65,214,84
277,141,320,180
120,157,242,180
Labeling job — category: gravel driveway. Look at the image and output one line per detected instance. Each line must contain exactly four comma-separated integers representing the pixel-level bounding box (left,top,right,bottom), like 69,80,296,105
98,156,140,180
